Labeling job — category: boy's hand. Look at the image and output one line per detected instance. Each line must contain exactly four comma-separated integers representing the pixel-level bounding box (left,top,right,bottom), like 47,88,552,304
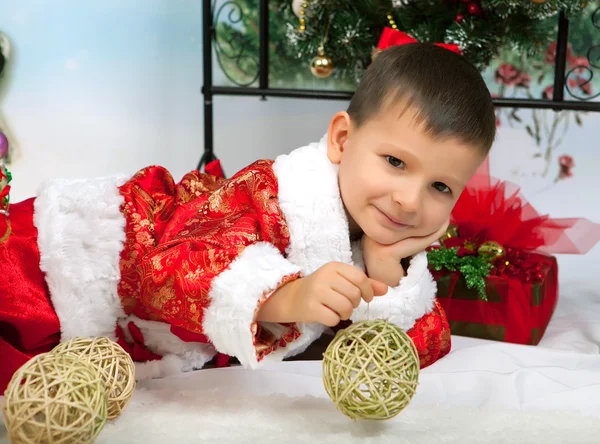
257,262,388,327
362,221,449,286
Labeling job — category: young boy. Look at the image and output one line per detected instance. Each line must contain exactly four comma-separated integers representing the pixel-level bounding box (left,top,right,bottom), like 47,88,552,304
0,41,496,391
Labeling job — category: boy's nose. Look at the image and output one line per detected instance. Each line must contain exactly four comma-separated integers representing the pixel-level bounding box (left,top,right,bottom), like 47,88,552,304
392,188,420,215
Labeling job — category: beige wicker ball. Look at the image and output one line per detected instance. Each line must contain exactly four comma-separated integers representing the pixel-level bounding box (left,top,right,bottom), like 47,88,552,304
52,336,136,419
322,319,420,420
2,353,107,443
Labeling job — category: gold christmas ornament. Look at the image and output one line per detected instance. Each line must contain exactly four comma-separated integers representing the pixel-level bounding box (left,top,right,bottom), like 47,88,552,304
322,319,420,420
310,46,334,78
439,223,459,243
478,240,505,261
52,336,136,419
2,353,107,444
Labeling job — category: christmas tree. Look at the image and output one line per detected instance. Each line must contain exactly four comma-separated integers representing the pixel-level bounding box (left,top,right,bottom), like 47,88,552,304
213,0,590,89
281,0,589,77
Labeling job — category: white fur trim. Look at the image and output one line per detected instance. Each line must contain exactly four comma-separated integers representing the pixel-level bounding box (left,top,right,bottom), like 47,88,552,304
202,242,303,368
34,175,129,340
272,135,353,274
117,315,216,378
133,354,186,381
272,135,349,357
351,245,437,331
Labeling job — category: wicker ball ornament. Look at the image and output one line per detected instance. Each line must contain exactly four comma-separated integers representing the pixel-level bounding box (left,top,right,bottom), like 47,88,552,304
52,336,136,419
2,353,107,443
322,319,420,420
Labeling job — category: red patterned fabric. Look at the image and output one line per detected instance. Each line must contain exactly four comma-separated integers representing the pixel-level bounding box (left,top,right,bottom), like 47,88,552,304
0,161,452,392
117,161,300,361
407,299,451,368
0,198,61,392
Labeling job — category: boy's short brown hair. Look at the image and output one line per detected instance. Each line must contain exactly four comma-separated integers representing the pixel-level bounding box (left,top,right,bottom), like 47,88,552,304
347,44,496,155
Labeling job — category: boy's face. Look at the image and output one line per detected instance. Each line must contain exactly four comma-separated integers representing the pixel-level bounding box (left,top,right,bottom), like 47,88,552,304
327,105,485,245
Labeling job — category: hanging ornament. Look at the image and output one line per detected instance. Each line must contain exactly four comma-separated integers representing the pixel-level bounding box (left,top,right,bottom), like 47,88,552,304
0,131,8,159
310,46,333,78
455,13,465,23
477,241,505,261
439,224,459,244
322,320,419,420
467,2,483,16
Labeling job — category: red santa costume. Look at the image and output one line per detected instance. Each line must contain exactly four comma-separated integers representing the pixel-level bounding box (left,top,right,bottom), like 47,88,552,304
0,136,450,392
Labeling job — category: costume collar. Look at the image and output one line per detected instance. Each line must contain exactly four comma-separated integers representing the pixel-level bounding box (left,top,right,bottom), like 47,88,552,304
272,135,353,274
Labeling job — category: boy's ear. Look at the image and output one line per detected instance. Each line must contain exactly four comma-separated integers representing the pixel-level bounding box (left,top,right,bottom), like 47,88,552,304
327,111,351,164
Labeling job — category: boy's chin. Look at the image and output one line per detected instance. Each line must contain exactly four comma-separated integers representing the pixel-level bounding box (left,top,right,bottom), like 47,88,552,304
360,226,412,246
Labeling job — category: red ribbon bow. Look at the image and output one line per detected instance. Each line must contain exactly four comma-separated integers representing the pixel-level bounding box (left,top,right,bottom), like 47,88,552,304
450,166,600,255
377,27,462,55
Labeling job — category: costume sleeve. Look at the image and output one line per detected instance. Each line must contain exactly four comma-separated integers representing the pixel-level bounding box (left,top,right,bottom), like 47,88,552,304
119,161,306,369
350,245,451,368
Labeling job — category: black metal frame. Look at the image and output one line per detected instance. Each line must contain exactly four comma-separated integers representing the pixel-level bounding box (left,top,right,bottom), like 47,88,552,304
198,0,600,171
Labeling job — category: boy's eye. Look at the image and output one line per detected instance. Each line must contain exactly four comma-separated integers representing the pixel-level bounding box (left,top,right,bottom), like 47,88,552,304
433,182,451,194
386,156,405,169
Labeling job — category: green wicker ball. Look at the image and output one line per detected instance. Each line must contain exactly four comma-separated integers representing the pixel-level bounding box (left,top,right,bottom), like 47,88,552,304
322,319,420,420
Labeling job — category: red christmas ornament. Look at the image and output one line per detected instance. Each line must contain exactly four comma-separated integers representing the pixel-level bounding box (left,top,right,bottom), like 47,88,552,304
455,13,465,23
467,2,482,16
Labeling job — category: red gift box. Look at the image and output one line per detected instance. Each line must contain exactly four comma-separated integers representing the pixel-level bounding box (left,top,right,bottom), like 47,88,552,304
429,162,600,345
433,250,558,345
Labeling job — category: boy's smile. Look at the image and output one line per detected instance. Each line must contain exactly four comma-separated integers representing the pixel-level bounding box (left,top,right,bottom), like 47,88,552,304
328,104,486,246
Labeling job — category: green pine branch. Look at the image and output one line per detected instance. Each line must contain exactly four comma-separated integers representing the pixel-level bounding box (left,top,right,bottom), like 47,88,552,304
427,246,493,301
273,0,588,78
212,1,591,87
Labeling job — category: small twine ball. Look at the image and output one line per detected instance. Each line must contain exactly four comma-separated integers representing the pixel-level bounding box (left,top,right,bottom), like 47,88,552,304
2,353,107,443
52,336,136,419
322,319,420,420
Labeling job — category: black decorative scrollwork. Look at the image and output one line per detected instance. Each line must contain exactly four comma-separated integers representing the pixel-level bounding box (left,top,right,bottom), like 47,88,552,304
565,6,600,101
213,0,259,87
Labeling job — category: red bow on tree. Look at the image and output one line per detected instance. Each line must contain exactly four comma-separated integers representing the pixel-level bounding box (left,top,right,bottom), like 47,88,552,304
377,27,462,55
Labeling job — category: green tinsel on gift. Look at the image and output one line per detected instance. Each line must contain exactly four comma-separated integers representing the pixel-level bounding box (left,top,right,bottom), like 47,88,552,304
427,246,493,301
